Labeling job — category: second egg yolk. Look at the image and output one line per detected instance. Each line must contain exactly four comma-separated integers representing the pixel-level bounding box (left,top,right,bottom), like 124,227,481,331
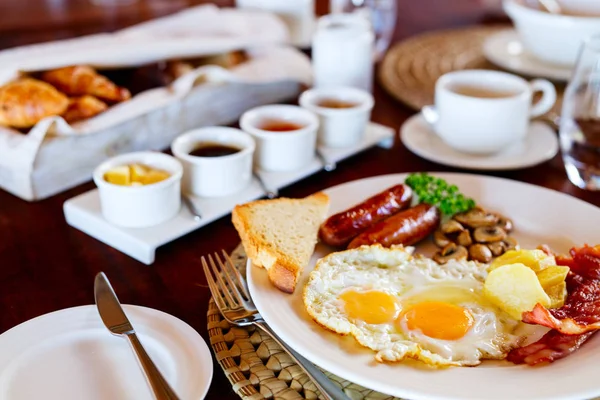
340,290,399,324
402,301,474,340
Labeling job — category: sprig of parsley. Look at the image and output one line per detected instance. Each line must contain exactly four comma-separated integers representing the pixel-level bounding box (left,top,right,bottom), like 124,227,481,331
405,173,475,216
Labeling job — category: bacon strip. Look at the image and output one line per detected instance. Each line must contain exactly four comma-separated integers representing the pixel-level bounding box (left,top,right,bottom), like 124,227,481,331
508,245,600,365
507,330,594,365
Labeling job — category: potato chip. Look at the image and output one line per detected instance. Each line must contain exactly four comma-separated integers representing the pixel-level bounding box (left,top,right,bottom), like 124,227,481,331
489,249,556,273
545,281,567,309
537,265,570,290
483,263,551,320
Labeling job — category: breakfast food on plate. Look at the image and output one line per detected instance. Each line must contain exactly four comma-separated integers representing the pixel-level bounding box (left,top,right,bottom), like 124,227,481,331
303,245,537,367
62,95,108,123
433,207,519,263
233,193,330,293
347,203,441,248
483,263,552,320
0,78,69,128
507,245,600,365
486,249,568,312
41,65,131,103
319,184,413,247
404,173,475,216
103,163,170,186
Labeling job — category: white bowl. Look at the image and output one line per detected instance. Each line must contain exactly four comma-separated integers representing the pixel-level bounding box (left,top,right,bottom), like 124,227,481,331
557,0,600,16
299,86,374,148
93,152,183,228
240,105,319,172
504,0,600,66
171,127,255,198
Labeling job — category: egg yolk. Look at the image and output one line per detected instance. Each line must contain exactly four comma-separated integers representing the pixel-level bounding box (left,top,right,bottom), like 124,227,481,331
340,290,399,324
402,301,474,340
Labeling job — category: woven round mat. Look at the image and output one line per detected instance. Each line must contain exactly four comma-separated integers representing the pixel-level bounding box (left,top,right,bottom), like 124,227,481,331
207,243,403,400
378,25,564,116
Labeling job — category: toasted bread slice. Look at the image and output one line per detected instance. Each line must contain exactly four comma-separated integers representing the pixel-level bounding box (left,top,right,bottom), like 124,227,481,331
232,192,330,293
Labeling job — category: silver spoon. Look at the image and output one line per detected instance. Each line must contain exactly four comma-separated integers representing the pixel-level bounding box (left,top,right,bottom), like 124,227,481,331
181,194,202,221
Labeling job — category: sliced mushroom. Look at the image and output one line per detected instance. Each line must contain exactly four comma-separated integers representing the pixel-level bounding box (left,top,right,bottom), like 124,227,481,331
433,243,468,264
502,236,519,251
456,230,472,247
469,244,493,263
473,226,507,243
440,219,464,234
496,216,513,233
433,230,451,248
487,241,506,257
454,208,499,228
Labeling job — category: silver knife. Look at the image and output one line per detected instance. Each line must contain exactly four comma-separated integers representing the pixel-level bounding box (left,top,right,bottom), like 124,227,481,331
94,272,181,400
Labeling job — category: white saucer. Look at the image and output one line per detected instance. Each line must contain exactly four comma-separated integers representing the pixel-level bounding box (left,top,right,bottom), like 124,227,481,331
0,305,213,400
483,29,572,82
400,114,559,170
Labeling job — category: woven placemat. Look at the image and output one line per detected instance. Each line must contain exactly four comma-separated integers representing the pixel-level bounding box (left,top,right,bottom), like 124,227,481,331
207,243,402,400
378,25,564,116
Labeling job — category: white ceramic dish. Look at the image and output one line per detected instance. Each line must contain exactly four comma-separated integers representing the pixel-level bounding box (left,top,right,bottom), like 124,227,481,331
299,86,374,148
400,114,559,170
504,0,600,67
64,122,395,264
93,152,183,228
483,29,572,81
171,127,255,198
0,305,213,400
240,104,319,172
247,172,600,400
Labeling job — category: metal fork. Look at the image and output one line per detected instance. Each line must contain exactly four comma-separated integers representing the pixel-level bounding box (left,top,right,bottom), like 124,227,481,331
202,250,349,400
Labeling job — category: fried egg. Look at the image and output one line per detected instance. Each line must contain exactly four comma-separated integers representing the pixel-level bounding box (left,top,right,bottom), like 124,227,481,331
303,245,527,367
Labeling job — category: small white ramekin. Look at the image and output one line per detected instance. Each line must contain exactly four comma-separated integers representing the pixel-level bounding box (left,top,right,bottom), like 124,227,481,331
299,86,374,148
171,127,255,197
240,105,318,172
93,151,183,228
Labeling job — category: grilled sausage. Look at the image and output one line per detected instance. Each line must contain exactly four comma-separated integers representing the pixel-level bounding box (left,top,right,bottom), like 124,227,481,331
347,204,441,249
319,184,413,247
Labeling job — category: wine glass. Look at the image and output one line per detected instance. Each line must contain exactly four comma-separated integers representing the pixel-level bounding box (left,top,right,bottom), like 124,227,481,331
559,34,600,190
329,0,397,60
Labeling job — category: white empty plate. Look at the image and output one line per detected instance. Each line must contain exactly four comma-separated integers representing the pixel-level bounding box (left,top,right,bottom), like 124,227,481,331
400,114,559,170
483,29,572,82
0,305,212,400
247,173,600,400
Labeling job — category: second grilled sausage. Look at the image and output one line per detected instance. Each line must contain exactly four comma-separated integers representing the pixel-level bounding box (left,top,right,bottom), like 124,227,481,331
319,184,413,247
347,203,441,249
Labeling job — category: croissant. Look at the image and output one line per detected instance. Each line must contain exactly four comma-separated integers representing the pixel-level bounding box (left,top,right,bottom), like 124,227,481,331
0,78,69,129
41,66,131,103
62,95,108,123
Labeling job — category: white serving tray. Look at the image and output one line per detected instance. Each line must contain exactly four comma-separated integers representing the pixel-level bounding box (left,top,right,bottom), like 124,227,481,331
63,122,394,264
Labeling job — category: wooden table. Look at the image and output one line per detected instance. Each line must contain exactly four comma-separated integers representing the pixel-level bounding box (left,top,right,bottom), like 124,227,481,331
0,1,598,399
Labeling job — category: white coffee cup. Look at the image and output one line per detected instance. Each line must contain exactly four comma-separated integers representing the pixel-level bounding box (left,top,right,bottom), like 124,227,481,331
423,70,557,154
171,127,255,198
240,105,318,172
299,86,374,148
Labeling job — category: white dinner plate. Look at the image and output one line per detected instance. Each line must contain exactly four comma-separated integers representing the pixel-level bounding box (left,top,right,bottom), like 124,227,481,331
400,114,559,170
483,29,572,82
0,305,213,400
248,173,600,400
